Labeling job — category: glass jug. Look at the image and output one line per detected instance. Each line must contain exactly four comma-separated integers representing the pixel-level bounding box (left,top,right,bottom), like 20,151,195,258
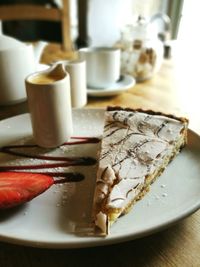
118,14,170,82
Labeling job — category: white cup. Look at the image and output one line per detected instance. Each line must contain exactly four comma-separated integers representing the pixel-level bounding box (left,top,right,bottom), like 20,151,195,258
25,63,73,148
54,59,87,108
78,47,121,89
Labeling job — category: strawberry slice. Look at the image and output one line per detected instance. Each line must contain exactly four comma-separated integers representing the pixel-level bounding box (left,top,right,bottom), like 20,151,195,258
0,172,54,209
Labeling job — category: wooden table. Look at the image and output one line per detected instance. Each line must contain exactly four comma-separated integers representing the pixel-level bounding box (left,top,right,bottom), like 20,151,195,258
0,43,200,267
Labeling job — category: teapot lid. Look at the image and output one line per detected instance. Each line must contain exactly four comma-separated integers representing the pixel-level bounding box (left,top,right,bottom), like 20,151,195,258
121,16,158,41
0,34,26,50
132,16,157,38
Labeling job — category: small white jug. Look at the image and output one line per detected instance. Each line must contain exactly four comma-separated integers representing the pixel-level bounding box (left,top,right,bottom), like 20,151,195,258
25,63,73,148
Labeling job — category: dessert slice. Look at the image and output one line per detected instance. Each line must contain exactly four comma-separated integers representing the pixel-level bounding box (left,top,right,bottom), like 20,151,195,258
93,106,188,235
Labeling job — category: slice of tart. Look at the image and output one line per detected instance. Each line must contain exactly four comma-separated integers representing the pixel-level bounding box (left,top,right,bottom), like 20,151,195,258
93,106,188,235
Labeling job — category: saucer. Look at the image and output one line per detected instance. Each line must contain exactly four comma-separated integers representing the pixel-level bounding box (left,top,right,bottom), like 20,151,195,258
87,74,136,97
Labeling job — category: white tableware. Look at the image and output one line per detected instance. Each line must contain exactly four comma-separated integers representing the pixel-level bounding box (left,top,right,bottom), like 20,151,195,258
25,63,73,148
87,74,135,97
0,109,200,248
0,34,47,106
54,59,87,108
79,47,120,88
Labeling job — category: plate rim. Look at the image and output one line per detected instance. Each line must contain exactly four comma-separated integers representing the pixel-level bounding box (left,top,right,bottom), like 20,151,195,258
0,198,199,249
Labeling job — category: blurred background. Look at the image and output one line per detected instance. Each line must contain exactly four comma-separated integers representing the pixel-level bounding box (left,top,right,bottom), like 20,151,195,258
0,0,194,48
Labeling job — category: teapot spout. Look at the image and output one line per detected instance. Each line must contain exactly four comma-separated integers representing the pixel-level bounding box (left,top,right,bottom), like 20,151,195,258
33,41,48,64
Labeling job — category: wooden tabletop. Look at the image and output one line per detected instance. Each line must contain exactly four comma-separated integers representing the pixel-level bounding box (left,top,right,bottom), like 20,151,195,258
0,43,200,267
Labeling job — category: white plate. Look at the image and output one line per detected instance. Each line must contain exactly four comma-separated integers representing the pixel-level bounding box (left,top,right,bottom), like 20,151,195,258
0,109,200,249
87,75,135,97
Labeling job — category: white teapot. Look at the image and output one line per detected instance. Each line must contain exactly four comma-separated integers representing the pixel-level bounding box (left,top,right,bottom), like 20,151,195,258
0,34,47,105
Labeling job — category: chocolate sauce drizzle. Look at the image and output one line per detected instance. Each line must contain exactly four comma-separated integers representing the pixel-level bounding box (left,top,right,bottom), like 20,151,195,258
0,137,100,183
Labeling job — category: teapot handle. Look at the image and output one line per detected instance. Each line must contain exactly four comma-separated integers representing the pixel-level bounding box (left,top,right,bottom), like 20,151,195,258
150,13,171,41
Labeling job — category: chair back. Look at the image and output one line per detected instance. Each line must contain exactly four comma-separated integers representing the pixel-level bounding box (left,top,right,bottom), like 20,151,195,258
0,0,73,51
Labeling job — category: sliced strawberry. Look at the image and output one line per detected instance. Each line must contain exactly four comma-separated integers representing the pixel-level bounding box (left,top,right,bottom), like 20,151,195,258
0,172,54,209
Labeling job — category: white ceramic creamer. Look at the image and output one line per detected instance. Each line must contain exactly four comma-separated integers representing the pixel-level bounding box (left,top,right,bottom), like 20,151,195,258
25,63,73,148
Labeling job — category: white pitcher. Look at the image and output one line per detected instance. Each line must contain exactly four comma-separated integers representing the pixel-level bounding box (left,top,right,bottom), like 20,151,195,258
25,63,73,148
0,33,47,105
